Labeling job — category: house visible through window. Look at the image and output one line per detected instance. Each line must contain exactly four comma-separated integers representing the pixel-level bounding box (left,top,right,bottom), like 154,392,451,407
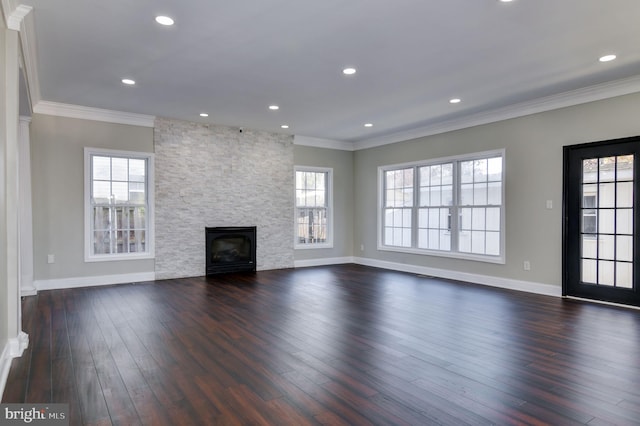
85,148,154,261
379,150,505,263
295,167,333,248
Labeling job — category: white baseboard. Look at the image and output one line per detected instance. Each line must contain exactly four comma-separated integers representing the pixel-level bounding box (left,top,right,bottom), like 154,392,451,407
294,256,355,268
0,332,29,401
353,257,562,297
33,272,156,292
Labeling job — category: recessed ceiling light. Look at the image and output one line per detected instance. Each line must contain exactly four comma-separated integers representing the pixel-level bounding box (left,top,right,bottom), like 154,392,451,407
199,113,209,117
343,67,357,75
121,78,136,85
155,16,174,26
364,123,373,128
499,0,514,3
269,105,280,110
281,125,289,129
599,54,617,62
449,98,461,104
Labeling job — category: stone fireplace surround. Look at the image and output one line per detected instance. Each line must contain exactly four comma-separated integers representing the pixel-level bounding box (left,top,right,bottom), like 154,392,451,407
153,118,294,280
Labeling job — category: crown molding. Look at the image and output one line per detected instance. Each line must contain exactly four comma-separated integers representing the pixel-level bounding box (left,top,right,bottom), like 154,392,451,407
294,135,355,151
33,100,156,127
354,75,640,151
5,3,30,30
17,4,40,108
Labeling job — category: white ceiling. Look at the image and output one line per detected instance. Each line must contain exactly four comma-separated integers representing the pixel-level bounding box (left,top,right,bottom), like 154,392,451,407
8,0,640,146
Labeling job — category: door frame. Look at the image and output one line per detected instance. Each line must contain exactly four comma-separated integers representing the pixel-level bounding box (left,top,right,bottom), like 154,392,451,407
562,135,640,306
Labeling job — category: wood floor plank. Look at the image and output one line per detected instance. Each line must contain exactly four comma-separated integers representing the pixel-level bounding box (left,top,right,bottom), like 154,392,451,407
4,264,640,425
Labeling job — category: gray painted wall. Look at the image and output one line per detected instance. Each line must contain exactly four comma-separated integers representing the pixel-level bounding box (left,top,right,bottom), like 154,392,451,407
154,118,294,279
30,114,155,281
293,145,354,261
354,92,640,288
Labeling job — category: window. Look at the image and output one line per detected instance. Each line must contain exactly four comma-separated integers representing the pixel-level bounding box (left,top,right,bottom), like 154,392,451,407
379,150,505,263
84,148,154,261
295,167,333,248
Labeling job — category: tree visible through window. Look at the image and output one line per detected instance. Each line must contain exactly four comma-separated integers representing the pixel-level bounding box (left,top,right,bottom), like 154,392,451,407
295,167,333,248
85,148,154,261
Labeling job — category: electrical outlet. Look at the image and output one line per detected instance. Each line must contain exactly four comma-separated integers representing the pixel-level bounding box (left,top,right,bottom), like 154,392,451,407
47,254,55,264
523,260,531,271
360,244,364,251
546,200,553,209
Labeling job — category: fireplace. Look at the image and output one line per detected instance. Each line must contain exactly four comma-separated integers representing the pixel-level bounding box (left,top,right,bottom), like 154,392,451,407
205,226,257,275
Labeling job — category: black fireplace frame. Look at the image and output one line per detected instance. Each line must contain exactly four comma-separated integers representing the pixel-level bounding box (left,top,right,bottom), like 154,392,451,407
205,226,257,275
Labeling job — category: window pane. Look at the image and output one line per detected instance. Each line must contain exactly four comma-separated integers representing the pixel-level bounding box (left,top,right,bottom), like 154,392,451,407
129,159,146,182
487,182,501,205
472,208,486,230
93,207,110,230
617,155,633,181
442,185,453,206
442,163,453,185
428,229,439,250
617,182,633,208
385,227,393,245
461,208,472,230
418,229,428,249
420,188,430,207
418,208,428,227
419,166,430,186
430,186,441,206
112,157,128,181
582,235,597,258
616,262,633,288
598,183,615,207
129,182,145,204
616,235,633,262
459,231,471,253
461,161,473,183
598,209,615,234
474,159,487,182
402,209,412,226
598,235,615,260
428,208,439,228
112,182,129,203
439,230,451,251
617,209,633,235
473,183,487,205
583,159,598,183
486,208,500,231
93,156,111,180
488,157,502,181
582,259,597,283
460,184,473,205
93,181,111,202
486,231,500,256
430,165,441,186
315,173,325,191
598,260,615,286
471,231,485,254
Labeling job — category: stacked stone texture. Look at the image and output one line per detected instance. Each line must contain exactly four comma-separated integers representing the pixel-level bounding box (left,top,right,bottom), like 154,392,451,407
154,118,294,279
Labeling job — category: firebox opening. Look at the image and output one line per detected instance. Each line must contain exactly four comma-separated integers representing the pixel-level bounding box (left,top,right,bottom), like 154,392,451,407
205,226,257,275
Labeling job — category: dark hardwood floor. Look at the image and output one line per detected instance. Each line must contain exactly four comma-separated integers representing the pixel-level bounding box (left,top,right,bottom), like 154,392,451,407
3,264,640,425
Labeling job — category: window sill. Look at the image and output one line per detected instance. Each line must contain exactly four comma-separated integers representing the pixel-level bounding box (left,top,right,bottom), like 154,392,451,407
295,243,334,250
377,244,505,264
85,253,155,262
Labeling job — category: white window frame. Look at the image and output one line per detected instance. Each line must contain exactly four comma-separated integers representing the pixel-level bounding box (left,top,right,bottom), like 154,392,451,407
84,147,155,262
294,166,334,249
377,149,505,264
